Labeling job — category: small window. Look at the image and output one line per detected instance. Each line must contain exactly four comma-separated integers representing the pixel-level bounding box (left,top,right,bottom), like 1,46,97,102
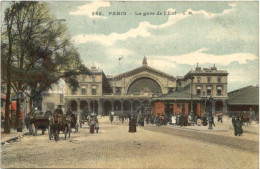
207,77,211,83
217,86,222,96
217,77,221,83
92,89,96,95
82,88,86,95
92,86,97,95
207,87,212,95
197,77,201,83
197,87,201,95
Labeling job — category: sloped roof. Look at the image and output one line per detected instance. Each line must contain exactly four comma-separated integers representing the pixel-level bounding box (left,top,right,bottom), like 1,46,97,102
158,91,200,100
113,65,176,81
228,85,259,105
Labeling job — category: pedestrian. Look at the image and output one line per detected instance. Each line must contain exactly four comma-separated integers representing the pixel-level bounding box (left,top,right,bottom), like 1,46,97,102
176,113,180,125
197,118,201,126
95,118,99,133
172,115,176,125
188,114,192,126
234,117,243,136
202,115,208,126
129,115,136,132
208,115,215,129
179,114,184,126
110,114,114,123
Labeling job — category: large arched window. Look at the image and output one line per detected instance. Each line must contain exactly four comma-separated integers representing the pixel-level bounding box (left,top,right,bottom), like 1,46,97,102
127,77,162,95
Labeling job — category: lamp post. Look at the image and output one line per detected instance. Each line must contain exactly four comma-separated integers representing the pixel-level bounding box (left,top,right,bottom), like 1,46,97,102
190,76,195,119
16,90,23,132
208,95,214,129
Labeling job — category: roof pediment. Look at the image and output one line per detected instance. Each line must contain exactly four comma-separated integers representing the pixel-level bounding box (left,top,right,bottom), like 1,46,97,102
113,65,176,81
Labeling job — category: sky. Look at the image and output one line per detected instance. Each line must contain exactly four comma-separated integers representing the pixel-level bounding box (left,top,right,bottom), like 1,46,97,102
1,1,259,92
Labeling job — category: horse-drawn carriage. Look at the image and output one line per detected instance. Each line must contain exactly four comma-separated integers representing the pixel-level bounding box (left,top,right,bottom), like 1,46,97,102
26,110,50,136
30,116,50,135
49,109,69,141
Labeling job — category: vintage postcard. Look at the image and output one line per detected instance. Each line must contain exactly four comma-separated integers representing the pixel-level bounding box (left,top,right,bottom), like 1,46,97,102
1,1,259,168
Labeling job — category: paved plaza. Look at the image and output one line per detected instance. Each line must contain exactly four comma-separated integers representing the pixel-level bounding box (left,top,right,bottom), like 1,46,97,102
1,117,259,168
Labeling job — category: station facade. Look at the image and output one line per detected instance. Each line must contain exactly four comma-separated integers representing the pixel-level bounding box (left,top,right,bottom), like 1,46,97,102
64,58,228,119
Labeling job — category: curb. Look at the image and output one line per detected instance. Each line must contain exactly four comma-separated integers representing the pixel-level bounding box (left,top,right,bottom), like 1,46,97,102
1,132,30,146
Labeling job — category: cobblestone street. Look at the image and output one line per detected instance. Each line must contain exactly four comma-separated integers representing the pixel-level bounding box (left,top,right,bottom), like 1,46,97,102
1,117,259,168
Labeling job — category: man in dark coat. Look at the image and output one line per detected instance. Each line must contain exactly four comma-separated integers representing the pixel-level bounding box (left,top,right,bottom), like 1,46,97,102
110,114,114,123
179,114,184,126
234,117,243,136
129,115,136,132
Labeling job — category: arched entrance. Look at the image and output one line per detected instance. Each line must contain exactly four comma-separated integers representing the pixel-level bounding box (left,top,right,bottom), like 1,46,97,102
123,101,131,114
70,100,77,112
215,101,223,112
104,100,112,116
114,100,121,111
90,100,98,115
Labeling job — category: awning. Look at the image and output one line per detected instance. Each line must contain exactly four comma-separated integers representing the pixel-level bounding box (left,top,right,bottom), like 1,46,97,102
197,86,202,89
207,86,212,89
217,86,222,90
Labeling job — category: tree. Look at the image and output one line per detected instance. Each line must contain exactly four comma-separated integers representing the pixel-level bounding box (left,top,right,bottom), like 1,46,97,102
1,2,90,132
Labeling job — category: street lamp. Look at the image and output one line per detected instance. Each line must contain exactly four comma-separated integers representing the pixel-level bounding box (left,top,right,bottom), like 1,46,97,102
16,90,23,132
190,76,195,119
208,95,214,129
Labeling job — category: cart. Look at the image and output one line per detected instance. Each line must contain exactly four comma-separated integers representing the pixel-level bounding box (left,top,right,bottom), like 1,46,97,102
29,116,49,136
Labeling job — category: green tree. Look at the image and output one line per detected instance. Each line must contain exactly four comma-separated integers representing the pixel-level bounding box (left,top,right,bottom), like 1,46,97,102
1,2,90,132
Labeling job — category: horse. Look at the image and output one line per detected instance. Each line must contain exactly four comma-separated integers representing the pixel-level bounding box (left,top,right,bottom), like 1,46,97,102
49,109,68,141
236,113,250,126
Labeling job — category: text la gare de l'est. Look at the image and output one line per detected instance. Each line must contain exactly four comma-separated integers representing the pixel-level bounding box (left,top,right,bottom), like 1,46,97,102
92,11,193,16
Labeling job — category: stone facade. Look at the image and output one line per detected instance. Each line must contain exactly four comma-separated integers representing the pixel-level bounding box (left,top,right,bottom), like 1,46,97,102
64,58,228,119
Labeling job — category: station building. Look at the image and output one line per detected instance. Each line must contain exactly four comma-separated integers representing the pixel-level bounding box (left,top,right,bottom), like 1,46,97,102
64,58,229,120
